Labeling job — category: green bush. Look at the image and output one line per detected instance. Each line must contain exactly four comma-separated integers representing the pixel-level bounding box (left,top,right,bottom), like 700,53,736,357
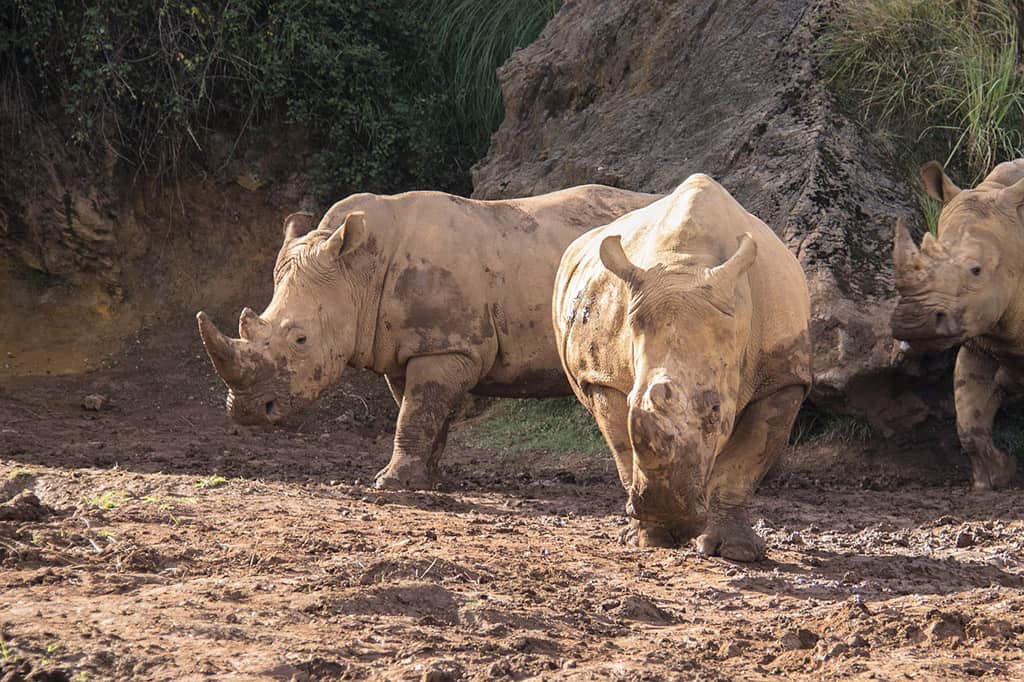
823,0,1024,185
0,1,560,199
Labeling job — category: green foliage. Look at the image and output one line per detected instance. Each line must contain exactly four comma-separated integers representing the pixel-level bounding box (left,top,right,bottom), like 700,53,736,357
823,0,1024,184
457,397,607,456
789,405,874,447
196,474,227,489
423,0,561,153
0,1,560,197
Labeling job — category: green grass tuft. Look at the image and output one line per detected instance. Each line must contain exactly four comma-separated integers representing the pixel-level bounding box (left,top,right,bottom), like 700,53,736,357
87,490,129,510
456,397,607,456
823,0,1024,184
423,0,561,153
196,475,228,490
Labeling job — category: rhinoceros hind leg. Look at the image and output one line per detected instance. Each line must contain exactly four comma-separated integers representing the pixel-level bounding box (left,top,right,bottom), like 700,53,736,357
697,385,804,562
374,354,479,491
954,346,1016,491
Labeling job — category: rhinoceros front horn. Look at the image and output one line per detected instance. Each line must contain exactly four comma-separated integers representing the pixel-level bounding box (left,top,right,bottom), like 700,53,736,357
197,311,250,385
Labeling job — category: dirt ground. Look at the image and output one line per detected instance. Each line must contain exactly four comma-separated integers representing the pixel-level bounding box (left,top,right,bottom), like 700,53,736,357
1,321,1022,681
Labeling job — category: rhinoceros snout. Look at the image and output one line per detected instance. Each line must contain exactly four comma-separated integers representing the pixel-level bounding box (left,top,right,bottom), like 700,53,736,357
225,390,286,426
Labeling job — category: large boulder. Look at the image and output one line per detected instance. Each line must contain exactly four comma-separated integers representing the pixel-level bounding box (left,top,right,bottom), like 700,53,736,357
472,0,930,427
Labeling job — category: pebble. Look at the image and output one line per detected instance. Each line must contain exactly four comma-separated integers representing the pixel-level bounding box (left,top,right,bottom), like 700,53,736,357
82,394,110,411
848,634,868,648
955,529,974,548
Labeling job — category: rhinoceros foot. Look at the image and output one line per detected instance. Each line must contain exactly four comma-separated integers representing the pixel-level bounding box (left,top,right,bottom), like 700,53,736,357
695,517,766,562
619,519,701,549
970,447,1017,491
373,458,436,491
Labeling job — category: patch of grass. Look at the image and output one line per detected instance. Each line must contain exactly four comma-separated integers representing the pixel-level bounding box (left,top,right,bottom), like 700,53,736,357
86,490,129,510
790,406,874,448
994,406,1024,460
423,0,562,153
0,638,13,663
195,475,228,490
456,397,607,456
7,468,31,481
823,0,1024,184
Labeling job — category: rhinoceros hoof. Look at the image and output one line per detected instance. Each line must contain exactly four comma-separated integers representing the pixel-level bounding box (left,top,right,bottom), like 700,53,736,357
695,523,766,562
619,520,693,548
373,460,435,491
971,454,1016,491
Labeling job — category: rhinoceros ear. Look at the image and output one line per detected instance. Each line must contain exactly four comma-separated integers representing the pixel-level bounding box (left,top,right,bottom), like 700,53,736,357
599,235,640,284
706,233,757,290
320,211,367,262
997,177,1024,213
283,212,317,241
920,161,962,205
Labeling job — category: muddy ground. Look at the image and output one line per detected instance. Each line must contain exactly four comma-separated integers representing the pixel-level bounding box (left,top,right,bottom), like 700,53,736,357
1,321,1022,681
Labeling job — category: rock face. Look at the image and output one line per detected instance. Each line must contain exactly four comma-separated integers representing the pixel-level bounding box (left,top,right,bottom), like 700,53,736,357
473,0,925,421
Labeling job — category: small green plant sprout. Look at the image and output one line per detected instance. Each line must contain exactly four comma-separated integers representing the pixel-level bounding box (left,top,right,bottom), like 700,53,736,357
196,475,228,490
87,491,129,510
0,638,13,662
7,468,32,481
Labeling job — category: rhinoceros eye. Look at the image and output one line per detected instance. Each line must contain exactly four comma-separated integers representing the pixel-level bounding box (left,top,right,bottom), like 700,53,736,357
969,265,982,277
295,335,307,346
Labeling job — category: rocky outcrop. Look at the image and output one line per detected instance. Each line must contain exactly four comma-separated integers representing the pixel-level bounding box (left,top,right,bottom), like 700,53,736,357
473,0,930,425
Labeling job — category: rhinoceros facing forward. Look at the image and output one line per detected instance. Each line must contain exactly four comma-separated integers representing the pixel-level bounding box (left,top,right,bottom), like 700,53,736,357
892,160,1024,490
553,174,812,561
197,186,658,489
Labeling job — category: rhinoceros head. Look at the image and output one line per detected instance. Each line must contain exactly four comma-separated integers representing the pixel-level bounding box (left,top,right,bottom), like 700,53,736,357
891,161,1024,352
599,233,756,528
197,210,367,424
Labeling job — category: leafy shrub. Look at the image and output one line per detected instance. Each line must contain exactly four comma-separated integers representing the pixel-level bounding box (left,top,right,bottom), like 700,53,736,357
823,0,1024,184
0,1,560,198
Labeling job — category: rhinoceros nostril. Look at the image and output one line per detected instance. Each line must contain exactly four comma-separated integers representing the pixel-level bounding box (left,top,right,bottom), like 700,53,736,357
265,400,276,418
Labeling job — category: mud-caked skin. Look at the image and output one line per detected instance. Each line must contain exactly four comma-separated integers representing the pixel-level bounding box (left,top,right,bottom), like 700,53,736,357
553,174,812,561
197,186,658,489
891,160,1024,490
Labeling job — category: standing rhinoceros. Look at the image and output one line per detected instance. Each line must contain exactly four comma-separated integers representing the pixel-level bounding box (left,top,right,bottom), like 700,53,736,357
197,186,658,489
891,159,1024,490
553,174,812,561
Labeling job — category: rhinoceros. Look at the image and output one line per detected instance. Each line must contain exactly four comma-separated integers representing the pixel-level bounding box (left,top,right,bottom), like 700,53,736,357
197,185,658,489
891,159,1024,490
553,174,812,561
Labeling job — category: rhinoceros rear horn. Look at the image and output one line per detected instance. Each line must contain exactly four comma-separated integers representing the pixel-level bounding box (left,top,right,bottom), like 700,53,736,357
197,311,249,385
283,212,317,241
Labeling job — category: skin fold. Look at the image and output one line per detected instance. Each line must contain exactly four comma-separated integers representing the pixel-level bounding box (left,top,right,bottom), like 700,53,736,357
197,185,658,490
553,174,812,561
891,159,1024,490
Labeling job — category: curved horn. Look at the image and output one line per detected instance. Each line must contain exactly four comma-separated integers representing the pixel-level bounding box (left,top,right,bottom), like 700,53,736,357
706,233,757,287
893,217,920,271
197,311,249,385
238,307,269,342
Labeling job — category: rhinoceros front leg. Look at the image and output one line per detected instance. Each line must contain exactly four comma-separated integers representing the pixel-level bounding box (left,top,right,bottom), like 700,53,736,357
374,354,479,490
588,386,700,548
955,346,1016,490
696,385,804,562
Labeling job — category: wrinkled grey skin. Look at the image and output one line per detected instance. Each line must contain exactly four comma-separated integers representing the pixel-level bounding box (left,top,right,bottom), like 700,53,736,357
892,160,1024,490
198,186,659,489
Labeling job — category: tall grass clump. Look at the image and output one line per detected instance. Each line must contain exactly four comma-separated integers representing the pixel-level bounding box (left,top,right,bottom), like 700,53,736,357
823,0,1024,184
423,0,561,154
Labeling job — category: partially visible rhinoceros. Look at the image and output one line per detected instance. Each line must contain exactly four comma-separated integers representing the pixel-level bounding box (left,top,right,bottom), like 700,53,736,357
197,185,658,489
553,174,812,561
891,160,1024,490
